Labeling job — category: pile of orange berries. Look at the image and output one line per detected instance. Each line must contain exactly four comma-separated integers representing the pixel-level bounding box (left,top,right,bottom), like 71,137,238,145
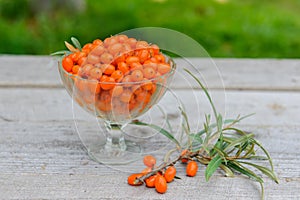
60,35,173,116
127,152,199,194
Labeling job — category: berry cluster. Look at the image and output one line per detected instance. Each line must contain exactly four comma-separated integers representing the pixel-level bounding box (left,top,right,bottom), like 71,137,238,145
60,35,174,120
127,151,199,194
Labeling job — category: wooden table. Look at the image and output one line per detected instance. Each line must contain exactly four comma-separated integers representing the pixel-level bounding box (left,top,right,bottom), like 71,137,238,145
1,56,299,199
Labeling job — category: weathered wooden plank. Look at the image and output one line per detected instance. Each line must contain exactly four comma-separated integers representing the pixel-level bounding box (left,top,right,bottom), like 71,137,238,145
0,173,298,200
1,55,300,90
1,88,300,126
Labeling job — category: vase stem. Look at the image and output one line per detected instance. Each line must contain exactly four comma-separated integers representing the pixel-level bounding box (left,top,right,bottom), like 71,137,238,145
104,122,126,151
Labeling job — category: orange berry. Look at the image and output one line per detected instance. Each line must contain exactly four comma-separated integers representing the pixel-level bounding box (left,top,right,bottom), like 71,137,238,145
127,173,143,186
150,44,160,54
117,62,129,74
143,155,156,168
143,61,157,71
100,52,114,64
143,67,156,79
142,79,153,91
89,67,102,80
186,161,198,177
126,37,137,48
87,54,101,65
136,40,149,49
157,63,171,74
91,45,105,56
62,55,73,72
102,64,115,75
108,43,124,56
72,65,80,74
155,54,165,63
131,70,144,82
116,34,128,43
111,70,123,81
100,76,115,90
155,175,167,194
92,39,103,45
126,56,139,64
145,175,157,188
130,62,143,71
164,166,176,183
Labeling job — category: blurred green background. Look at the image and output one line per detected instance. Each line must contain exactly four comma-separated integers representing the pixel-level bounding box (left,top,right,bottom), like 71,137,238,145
0,0,299,57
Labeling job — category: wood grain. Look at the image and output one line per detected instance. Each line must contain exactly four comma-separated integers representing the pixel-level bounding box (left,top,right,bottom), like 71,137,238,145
0,56,299,199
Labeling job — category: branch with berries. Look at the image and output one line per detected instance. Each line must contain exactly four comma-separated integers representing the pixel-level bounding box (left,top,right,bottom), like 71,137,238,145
128,69,278,199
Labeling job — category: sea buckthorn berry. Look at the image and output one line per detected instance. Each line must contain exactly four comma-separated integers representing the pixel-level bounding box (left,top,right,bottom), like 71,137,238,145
102,64,115,75
77,56,87,66
142,80,153,91
155,175,167,194
72,65,80,74
111,70,123,81
92,39,103,45
127,173,143,186
100,76,115,90
79,64,94,77
131,70,144,82
130,62,143,71
116,34,128,43
145,175,157,188
126,56,140,65
87,54,101,64
143,155,156,168
143,67,156,79
136,40,149,49
138,49,150,63
108,43,124,56
126,37,137,48
164,166,176,183
151,44,160,55
62,56,73,72
186,161,198,177
104,36,118,47
89,67,102,80
91,45,105,56
143,61,158,71
157,63,171,74
117,62,129,74
155,54,166,63
100,52,114,64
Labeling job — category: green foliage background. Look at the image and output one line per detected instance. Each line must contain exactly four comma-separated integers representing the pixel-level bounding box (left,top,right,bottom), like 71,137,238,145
0,0,299,57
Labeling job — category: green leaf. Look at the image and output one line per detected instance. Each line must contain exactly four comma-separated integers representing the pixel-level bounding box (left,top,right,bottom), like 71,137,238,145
226,161,264,183
250,138,275,171
184,69,218,121
239,161,279,184
71,37,82,50
220,164,234,177
205,154,222,181
131,120,181,148
50,50,69,56
224,132,254,152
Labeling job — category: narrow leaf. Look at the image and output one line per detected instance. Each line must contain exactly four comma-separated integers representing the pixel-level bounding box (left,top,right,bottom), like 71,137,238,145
239,161,279,183
131,120,181,148
184,69,218,121
224,133,254,152
205,155,222,181
50,50,69,56
226,161,263,183
71,37,82,50
220,164,234,177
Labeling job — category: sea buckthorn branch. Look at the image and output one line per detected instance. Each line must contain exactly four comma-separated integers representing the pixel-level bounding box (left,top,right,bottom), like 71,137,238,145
129,69,278,199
